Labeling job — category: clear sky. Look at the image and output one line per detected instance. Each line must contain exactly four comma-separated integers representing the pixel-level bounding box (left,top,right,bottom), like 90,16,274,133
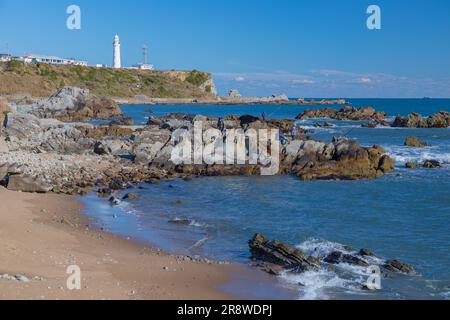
1,0,450,97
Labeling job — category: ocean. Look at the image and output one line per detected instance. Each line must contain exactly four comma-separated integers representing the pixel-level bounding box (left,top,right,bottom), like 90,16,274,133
81,99,450,300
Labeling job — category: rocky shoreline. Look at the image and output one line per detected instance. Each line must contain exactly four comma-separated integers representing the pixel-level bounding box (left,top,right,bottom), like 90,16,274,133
0,87,397,196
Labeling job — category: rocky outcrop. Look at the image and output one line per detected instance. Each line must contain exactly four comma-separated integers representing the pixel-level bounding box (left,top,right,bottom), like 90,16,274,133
288,139,394,181
1,110,395,193
393,111,450,128
405,136,429,148
249,234,415,276
297,106,388,121
31,87,123,121
6,174,52,193
249,234,320,274
423,160,441,168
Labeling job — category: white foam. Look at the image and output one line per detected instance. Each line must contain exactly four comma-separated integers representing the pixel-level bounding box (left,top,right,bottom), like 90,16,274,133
281,269,351,300
386,146,450,165
278,238,388,300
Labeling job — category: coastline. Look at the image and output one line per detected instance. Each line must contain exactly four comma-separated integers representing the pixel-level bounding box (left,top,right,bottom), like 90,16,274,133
0,188,234,300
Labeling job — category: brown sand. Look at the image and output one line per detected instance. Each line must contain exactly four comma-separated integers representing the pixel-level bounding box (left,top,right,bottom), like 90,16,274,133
0,188,234,300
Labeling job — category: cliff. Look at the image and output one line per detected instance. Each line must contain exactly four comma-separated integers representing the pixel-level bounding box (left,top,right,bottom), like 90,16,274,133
0,61,217,100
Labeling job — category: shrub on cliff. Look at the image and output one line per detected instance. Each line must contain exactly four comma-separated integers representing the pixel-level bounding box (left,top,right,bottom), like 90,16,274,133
185,70,208,87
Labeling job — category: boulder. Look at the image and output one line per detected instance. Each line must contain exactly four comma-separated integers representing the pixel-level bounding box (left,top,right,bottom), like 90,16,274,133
405,162,419,169
122,192,138,200
7,174,52,193
32,87,123,121
248,233,319,273
404,136,428,148
384,259,415,274
423,160,441,168
94,141,112,155
324,251,369,267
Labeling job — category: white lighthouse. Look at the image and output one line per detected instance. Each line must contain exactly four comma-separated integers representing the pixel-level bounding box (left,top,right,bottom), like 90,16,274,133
113,34,121,69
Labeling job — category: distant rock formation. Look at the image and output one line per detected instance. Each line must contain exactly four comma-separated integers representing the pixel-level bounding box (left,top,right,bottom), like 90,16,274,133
393,111,450,128
228,89,241,98
296,106,388,121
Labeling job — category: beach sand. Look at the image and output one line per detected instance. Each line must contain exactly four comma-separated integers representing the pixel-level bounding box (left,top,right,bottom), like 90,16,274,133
0,188,233,300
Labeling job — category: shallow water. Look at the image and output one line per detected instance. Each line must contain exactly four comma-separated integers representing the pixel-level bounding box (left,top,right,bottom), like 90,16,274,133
82,99,450,300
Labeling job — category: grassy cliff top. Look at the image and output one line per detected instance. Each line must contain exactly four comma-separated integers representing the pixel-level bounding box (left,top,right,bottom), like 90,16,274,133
0,61,215,99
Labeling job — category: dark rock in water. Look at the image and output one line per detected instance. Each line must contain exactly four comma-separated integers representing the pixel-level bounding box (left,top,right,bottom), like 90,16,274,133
405,136,429,148
108,196,121,205
174,200,183,205
248,233,319,273
324,251,369,267
122,192,138,200
384,260,415,274
359,248,375,257
405,162,419,169
168,219,192,226
423,160,441,168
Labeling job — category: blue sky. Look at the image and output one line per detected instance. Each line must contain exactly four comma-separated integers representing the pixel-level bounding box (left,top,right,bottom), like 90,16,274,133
1,0,450,97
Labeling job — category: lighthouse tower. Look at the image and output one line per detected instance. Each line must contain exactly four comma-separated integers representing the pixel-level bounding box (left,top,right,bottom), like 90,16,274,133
113,34,121,69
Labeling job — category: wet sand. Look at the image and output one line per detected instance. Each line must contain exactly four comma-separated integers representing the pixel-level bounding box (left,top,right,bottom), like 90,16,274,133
0,188,234,300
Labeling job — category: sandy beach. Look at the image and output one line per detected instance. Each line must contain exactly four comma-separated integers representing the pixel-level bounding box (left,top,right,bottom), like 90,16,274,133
0,188,233,300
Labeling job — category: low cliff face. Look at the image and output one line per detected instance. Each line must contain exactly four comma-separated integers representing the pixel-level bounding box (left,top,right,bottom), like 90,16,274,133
0,61,216,99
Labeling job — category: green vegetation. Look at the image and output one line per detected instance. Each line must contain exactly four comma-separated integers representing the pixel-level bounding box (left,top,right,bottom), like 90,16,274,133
185,70,209,87
0,62,214,99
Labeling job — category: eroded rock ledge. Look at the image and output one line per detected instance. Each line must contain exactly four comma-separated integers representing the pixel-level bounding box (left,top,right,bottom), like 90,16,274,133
249,233,415,278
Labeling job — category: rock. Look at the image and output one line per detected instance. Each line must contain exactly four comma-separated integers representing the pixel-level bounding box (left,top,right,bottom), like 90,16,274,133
0,136,8,153
378,155,395,173
405,136,428,148
393,111,450,128
94,141,112,155
109,117,134,126
31,87,123,121
97,188,112,196
248,233,319,273
423,160,441,168
168,219,192,225
3,112,43,139
405,162,419,169
122,192,138,200
297,106,388,121
0,274,30,282
384,259,415,274
228,89,241,98
324,251,369,267
359,248,375,257
109,196,121,205
7,174,52,193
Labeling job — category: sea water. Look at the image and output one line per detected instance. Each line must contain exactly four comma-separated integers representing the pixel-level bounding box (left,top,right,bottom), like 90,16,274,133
81,99,450,300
